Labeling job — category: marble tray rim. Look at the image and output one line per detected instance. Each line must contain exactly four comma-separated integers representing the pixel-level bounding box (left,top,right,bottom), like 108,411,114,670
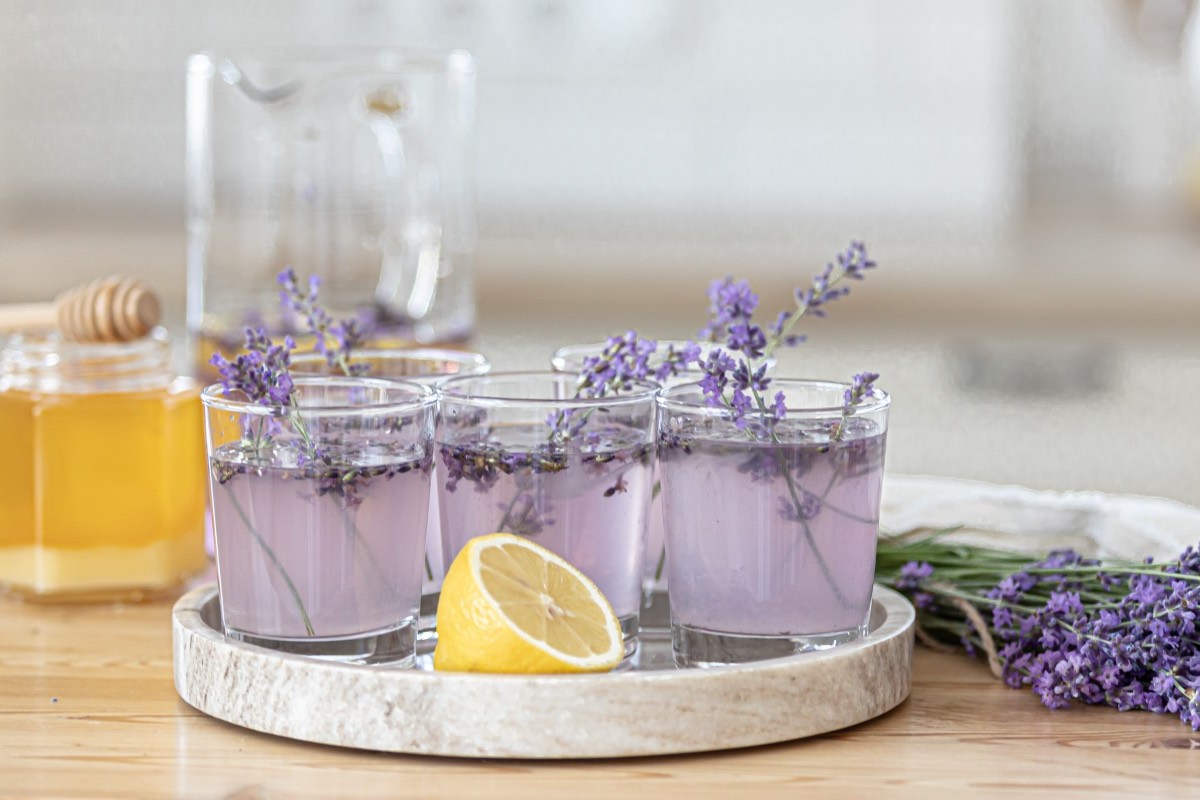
173,584,914,758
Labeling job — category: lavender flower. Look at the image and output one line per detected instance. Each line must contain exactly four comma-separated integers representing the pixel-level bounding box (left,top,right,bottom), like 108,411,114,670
547,332,701,444
563,242,878,442
686,242,881,432
793,241,876,319
210,328,297,408
878,532,1200,731
832,371,880,441
277,268,369,375
574,331,699,399
699,278,758,342
896,560,934,590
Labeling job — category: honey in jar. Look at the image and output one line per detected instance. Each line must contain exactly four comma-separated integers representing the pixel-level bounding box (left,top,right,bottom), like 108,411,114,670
0,329,207,601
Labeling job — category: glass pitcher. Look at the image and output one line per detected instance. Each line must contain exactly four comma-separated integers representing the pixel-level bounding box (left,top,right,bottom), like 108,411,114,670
186,49,476,376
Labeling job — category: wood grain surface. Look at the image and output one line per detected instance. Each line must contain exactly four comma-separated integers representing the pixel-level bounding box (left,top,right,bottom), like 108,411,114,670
2,591,1197,800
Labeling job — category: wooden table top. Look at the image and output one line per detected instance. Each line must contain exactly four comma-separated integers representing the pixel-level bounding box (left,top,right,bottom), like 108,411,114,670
3,591,1197,800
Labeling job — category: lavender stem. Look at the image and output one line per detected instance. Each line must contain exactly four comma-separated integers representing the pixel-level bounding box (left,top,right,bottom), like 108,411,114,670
221,482,315,636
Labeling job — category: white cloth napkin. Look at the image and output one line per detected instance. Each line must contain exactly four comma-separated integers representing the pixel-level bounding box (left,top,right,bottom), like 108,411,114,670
880,474,1200,561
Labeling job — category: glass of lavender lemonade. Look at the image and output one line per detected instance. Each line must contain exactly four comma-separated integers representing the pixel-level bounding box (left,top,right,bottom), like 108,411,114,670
552,341,774,601
290,348,489,606
436,372,658,653
657,379,889,667
203,376,436,665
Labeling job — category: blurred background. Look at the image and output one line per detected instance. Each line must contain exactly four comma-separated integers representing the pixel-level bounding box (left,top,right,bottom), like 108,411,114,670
2,0,1199,504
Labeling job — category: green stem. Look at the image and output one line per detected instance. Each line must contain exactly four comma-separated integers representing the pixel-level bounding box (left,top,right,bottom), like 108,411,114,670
653,545,667,583
222,483,315,636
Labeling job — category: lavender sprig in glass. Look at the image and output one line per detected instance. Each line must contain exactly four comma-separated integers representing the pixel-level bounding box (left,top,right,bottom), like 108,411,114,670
206,269,426,640
675,244,883,603
277,268,370,377
695,240,878,430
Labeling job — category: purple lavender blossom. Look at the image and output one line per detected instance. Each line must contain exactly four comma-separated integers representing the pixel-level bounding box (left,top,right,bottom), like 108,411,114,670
883,536,1200,731
794,241,876,318
699,278,758,342
831,372,880,441
210,328,296,408
277,268,369,375
690,242,880,429
896,560,934,590
574,331,695,399
842,372,880,410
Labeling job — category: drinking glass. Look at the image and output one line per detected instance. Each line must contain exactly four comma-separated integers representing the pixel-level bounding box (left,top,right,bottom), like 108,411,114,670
657,379,889,666
203,376,436,665
436,372,658,653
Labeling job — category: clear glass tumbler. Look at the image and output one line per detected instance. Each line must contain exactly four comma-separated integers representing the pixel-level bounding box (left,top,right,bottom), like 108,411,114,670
436,372,658,654
203,376,436,665
657,379,889,667
289,348,489,602
186,49,476,376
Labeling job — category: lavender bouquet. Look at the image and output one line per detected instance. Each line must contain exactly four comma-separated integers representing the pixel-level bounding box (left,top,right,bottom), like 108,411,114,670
877,531,1200,729
202,271,435,663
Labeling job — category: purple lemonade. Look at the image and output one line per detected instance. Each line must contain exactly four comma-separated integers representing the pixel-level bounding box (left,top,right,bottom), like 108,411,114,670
657,379,890,665
203,376,437,665
210,440,431,659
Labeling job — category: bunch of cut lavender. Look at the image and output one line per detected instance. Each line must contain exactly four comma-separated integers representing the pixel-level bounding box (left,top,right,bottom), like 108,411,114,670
876,531,1200,730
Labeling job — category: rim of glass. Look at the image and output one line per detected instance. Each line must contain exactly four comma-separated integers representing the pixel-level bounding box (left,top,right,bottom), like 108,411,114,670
551,340,774,372
656,378,891,419
290,348,490,372
439,370,660,408
201,375,436,417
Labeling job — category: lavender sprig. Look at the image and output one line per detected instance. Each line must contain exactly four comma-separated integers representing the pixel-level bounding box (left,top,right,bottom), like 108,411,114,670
576,332,701,398
833,371,880,441
549,333,700,443
278,268,369,376
208,269,411,629
877,533,1200,730
210,329,297,408
694,241,878,428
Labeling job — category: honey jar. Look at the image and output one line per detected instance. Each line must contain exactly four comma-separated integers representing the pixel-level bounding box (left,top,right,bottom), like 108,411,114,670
0,328,207,600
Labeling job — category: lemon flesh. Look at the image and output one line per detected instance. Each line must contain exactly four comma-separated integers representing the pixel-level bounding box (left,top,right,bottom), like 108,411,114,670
433,533,624,673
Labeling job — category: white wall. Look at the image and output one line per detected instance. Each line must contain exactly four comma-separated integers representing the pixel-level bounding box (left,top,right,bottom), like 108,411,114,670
1,0,1197,309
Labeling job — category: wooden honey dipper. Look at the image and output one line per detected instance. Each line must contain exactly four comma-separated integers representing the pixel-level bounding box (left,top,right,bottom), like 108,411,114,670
0,276,161,343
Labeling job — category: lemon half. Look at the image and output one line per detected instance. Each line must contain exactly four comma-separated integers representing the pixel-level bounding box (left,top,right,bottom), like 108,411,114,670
433,533,624,674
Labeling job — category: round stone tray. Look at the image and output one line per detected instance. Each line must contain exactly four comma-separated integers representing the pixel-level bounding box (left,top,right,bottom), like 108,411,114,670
172,584,914,759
